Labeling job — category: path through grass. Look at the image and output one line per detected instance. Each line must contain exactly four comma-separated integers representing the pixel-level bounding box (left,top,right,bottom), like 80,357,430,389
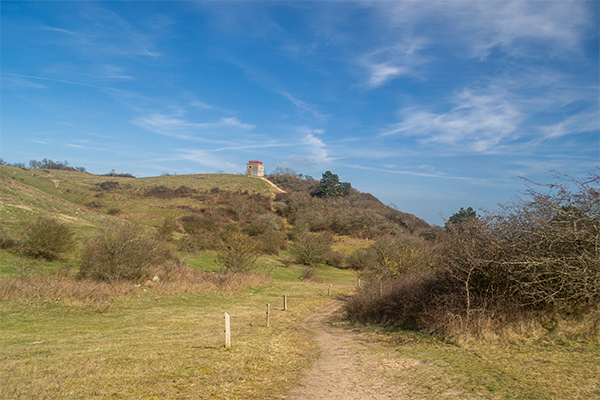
1,276,354,399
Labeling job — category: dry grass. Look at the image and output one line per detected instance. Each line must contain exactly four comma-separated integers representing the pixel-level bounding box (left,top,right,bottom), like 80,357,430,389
334,318,600,400
0,263,270,309
0,278,354,400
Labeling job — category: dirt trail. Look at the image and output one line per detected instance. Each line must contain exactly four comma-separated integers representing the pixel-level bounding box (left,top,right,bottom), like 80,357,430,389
260,177,286,194
285,300,409,400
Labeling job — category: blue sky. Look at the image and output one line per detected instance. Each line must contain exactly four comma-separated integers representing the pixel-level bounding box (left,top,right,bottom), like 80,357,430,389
1,1,598,225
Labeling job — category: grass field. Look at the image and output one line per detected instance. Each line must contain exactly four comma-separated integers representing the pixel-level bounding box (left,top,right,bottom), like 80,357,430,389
1,265,357,400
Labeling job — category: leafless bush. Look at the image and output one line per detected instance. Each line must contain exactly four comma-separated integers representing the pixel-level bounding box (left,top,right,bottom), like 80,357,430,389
254,230,288,255
299,266,320,281
21,217,75,261
177,230,221,253
289,232,334,266
79,222,177,282
346,271,461,331
346,171,599,339
244,213,284,236
441,171,599,312
216,231,259,274
0,224,19,251
346,235,434,281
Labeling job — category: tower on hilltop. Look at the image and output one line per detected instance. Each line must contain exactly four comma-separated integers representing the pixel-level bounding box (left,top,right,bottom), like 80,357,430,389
246,161,264,177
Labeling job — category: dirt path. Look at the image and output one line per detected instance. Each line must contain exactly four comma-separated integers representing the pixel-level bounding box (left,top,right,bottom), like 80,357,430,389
260,177,286,194
285,300,409,400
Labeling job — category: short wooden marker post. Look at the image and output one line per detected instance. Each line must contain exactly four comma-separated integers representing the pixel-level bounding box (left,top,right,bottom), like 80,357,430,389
224,312,231,349
328,283,332,296
283,295,287,311
266,304,271,327
357,277,361,289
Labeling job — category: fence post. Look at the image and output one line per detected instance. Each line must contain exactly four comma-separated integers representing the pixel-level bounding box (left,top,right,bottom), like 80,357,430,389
266,304,271,327
357,277,361,289
283,295,287,311
328,283,332,296
224,312,231,349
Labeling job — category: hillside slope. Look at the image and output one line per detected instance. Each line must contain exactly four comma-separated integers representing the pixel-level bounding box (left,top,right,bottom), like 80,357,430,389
0,165,274,228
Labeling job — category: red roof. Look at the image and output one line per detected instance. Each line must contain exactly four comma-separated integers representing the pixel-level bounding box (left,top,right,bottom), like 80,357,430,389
248,161,263,164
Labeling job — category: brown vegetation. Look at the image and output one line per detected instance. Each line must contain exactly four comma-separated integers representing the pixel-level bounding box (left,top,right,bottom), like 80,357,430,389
346,171,600,340
0,263,269,307
79,222,177,282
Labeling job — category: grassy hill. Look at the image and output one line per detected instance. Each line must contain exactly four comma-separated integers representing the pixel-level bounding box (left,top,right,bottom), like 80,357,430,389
0,166,273,227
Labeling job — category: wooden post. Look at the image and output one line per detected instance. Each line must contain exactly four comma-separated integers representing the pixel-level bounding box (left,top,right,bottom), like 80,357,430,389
283,295,287,311
224,312,231,349
328,283,332,296
266,304,271,327
357,277,361,289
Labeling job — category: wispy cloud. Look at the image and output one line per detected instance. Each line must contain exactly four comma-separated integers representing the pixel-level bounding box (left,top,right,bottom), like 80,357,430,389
279,91,327,121
341,162,491,185
382,87,524,153
133,112,254,141
539,108,599,139
371,0,592,60
1,72,109,90
278,127,334,168
361,39,429,87
175,149,240,173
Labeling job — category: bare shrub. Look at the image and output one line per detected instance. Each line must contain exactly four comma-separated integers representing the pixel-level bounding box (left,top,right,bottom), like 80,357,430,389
21,217,75,261
254,230,288,255
347,171,600,340
0,225,19,251
345,271,460,331
345,247,375,271
244,213,284,236
216,231,259,274
348,235,434,281
324,251,344,268
441,171,599,313
289,232,333,266
98,181,120,191
299,266,320,281
177,230,221,253
79,222,176,282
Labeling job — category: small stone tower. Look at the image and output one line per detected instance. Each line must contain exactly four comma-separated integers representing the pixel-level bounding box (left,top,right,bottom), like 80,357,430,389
246,161,265,177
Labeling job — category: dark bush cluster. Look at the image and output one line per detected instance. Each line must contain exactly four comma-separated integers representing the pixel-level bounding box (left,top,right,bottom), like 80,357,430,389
346,171,600,337
29,158,86,172
273,191,428,238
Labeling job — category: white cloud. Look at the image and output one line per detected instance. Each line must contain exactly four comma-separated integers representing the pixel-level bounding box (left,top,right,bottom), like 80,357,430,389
361,39,429,88
539,108,600,139
302,130,332,165
175,149,240,173
383,88,524,153
133,112,254,140
370,0,592,60
279,91,327,121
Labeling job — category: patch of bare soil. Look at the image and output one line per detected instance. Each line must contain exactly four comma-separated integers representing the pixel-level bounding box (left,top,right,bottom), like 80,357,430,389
285,300,412,400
